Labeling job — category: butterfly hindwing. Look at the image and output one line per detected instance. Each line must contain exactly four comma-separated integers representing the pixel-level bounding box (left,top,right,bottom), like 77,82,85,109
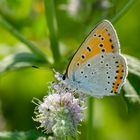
71,53,127,96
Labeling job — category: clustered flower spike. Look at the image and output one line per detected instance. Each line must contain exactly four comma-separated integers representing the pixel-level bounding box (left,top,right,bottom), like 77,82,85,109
33,72,85,139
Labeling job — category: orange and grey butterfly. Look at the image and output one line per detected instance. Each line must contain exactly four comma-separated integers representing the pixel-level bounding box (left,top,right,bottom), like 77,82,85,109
63,20,127,97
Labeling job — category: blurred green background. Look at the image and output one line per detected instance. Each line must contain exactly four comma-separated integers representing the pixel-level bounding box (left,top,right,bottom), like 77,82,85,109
0,0,140,140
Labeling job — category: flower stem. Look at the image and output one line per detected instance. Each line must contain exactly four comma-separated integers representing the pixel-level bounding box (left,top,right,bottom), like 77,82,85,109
111,0,135,23
44,0,60,64
0,15,47,62
87,97,94,140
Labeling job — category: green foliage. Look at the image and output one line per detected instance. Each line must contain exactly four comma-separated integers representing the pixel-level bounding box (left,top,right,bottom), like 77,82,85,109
125,54,140,78
0,16,47,62
0,52,46,73
0,130,46,140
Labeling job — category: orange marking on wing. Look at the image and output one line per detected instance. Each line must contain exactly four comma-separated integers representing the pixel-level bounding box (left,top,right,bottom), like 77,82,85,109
77,29,114,65
96,28,102,34
87,37,100,55
75,37,101,65
101,30,113,52
66,20,120,78
75,28,114,66
96,29,113,52
112,64,124,93
68,28,114,76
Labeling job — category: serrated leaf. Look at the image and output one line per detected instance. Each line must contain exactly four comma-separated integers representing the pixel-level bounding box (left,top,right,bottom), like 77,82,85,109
0,52,47,73
0,130,47,140
123,79,140,103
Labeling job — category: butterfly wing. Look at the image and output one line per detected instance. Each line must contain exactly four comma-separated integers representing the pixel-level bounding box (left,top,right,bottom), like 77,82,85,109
65,20,120,78
64,20,127,97
70,53,127,96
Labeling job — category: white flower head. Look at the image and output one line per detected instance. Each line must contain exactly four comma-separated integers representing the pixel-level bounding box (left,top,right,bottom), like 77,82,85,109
33,75,85,139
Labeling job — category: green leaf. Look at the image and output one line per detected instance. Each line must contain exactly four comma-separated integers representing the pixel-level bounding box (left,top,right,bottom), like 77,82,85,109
0,52,47,73
123,79,140,103
124,54,140,78
0,130,46,140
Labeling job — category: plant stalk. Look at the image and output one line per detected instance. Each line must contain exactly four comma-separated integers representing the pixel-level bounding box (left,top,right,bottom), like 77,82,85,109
44,0,60,64
87,97,94,140
111,0,135,23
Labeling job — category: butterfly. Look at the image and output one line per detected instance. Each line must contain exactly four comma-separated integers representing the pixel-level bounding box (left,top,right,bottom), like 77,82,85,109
62,20,128,97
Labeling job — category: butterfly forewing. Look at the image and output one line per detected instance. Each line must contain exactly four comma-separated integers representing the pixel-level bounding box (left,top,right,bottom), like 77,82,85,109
66,20,120,78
